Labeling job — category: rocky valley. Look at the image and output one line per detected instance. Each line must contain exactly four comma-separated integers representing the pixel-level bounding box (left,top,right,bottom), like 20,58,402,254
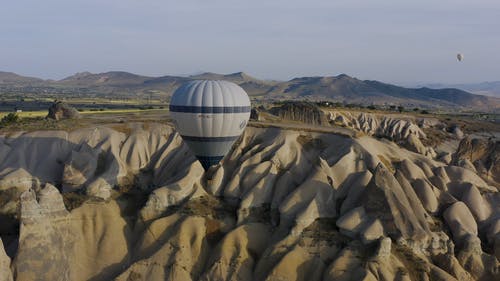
0,108,498,281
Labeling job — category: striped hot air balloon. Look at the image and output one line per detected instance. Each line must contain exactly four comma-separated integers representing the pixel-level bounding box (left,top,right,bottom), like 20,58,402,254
169,80,251,170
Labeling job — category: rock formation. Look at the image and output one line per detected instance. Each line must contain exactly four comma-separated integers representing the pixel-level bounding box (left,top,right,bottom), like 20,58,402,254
46,100,81,120
0,121,498,280
0,238,13,281
269,102,329,125
453,136,499,184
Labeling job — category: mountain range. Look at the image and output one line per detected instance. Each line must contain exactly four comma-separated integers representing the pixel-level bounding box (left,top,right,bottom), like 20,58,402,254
1,71,499,111
418,81,500,98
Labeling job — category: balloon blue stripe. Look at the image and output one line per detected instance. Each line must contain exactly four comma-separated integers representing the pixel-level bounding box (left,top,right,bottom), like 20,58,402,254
196,155,224,161
169,105,251,113
196,156,224,170
181,135,240,142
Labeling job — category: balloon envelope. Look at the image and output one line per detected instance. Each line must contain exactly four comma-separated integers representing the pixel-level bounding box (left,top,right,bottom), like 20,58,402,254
169,80,251,170
457,53,463,61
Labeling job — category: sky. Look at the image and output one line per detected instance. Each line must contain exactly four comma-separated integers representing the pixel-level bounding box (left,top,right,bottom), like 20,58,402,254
1,0,499,84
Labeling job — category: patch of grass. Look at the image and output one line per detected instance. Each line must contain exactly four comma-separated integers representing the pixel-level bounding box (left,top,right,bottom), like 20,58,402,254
62,192,90,211
297,134,313,146
428,215,445,232
421,127,449,147
0,187,19,208
177,195,237,221
110,123,133,135
302,218,350,246
80,108,164,115
0,111,47,119
377,154,395,173
205,218,224,246
142,122,152,131
242,203,273,224
393,243,429,281
441,117,499,135
126,271,143,281
297,134,327,151
0,113,20,127
0,116,88,132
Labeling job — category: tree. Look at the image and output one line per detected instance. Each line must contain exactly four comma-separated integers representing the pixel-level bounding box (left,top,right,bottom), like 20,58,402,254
0,113,20,127
397,106,404,113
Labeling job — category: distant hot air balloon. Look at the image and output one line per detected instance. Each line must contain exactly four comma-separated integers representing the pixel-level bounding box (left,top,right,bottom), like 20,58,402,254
169,80,251,170
457,53,463,61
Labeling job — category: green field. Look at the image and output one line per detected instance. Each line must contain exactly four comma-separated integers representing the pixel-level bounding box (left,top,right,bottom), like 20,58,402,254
0,108,168,119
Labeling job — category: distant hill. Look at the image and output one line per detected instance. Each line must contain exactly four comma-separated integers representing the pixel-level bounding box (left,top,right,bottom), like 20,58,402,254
267,75,497,110
420,81,500,98
188,72,277,95
1,71,498,111
0,71,43,84
59,71,152,86
189,71,265,83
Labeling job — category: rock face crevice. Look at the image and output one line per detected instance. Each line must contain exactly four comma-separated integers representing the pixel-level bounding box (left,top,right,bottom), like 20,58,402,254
453,136,500,184
0,123,498,280
0,238,13,281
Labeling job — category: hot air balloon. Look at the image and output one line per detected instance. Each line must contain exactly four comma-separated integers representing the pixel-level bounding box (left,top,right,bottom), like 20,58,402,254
457,53,463,61
169,80,251,170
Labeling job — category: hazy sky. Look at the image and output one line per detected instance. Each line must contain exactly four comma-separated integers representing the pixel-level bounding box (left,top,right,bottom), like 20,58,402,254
1,0,499,84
